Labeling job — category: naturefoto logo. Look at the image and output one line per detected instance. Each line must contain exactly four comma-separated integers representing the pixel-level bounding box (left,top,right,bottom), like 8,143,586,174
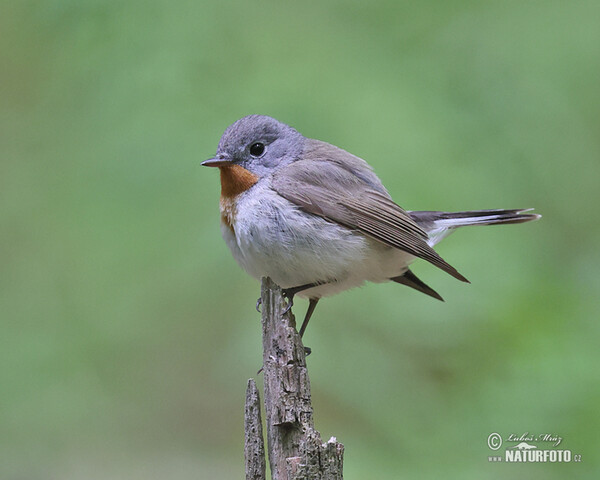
487,432,582,463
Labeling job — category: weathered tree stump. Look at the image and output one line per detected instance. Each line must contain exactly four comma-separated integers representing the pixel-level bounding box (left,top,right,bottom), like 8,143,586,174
245,379,266,480
244,277,344,480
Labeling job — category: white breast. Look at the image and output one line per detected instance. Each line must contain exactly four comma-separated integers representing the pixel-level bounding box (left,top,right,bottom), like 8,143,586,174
221,181,415,298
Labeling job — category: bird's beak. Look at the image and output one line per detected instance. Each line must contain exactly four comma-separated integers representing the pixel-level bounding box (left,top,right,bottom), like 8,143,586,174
201,156,233,167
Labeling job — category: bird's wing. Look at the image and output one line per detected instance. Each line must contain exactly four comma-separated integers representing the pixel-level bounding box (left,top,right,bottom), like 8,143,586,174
271,158,468,282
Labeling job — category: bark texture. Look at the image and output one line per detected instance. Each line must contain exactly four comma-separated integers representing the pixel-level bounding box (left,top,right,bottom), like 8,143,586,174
243,277,344,480
245,378,266,480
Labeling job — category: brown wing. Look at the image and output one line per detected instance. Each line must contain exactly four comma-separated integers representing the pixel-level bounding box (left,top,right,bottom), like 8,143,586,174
271,158,469,282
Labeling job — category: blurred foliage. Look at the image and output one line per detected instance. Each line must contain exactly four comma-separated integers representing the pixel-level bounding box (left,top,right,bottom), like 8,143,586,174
1,0,599,478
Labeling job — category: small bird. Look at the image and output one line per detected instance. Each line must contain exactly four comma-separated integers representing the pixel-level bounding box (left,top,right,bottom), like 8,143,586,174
203,115,540,336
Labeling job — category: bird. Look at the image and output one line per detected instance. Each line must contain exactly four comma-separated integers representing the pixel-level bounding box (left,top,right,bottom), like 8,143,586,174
202,115,540,337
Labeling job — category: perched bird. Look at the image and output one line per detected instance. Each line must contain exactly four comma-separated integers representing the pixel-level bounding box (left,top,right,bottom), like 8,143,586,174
203,115,540,336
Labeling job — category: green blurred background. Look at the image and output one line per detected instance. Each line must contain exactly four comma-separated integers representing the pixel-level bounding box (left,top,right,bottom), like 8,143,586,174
2,0,599,478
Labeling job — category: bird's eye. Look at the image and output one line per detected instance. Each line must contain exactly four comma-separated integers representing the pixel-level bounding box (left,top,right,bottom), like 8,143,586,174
249,142,265,157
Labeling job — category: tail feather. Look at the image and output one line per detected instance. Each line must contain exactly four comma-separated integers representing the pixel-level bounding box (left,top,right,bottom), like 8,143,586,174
409,208,541,246
391,269,444,301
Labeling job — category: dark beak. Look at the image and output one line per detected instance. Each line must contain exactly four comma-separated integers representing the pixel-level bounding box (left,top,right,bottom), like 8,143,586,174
201,155,233,167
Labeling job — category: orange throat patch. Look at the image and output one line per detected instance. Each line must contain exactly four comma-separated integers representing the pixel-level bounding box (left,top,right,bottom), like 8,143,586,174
219,165,259,233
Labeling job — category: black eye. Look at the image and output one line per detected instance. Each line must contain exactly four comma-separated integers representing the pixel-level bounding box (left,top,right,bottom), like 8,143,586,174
250,142,265,157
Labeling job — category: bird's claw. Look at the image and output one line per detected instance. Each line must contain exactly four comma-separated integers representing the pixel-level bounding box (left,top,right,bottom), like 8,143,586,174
304,346,312,357
282,290,294,314
256,291,293,315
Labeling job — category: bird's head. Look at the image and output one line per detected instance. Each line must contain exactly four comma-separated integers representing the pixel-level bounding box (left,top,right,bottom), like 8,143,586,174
202,115,304,178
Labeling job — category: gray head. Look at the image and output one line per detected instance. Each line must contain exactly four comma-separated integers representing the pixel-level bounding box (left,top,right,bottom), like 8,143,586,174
203,115,305,177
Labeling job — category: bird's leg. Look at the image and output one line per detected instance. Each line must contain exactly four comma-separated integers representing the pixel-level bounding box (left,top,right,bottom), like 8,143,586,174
256,281,321,317
299,298,319,338
281,282,322,314
299,297,319,357
256,282,316,314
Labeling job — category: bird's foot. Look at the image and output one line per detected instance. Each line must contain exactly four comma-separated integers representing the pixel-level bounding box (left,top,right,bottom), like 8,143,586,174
281,288,295,314
255,297,262,313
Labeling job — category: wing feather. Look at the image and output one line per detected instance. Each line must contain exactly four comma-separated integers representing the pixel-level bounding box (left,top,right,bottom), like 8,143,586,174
271,159,468,282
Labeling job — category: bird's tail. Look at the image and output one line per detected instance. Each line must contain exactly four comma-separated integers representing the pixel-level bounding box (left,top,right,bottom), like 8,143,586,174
409,208,541,246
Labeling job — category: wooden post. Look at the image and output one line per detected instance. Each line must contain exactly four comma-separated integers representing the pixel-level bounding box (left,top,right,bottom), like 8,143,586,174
244,277,344,480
